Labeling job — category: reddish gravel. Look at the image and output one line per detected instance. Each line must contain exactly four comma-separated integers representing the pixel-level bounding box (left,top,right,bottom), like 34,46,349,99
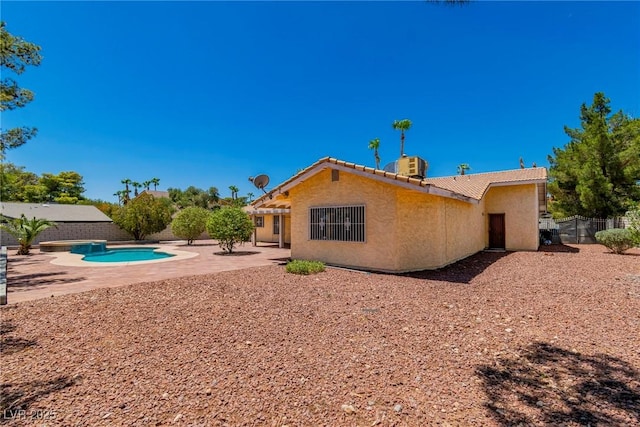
1,245,639,426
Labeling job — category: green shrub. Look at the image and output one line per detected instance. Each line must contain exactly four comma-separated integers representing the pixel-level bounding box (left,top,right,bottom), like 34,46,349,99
595,228,635,254
0,214,56,255
206,207,254,253
286,260,326,275
626,208,640,246
112,193,174,240
171,206,210,245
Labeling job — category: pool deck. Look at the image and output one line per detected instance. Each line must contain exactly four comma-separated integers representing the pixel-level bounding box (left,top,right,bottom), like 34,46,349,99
4,240,291,304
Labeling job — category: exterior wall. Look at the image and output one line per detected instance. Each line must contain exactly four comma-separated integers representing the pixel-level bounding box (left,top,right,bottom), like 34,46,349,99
290,169,400,271
484,184,539,250
147,226,209,242
284,215,292,244
394,191,486,271
395,192,447,270
0,222,131,247
0,222,209,247
444,198,486,263
288,169,540,272
253,214,292,244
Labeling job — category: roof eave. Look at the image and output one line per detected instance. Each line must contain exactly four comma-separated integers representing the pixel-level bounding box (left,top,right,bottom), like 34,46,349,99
254,159,477,205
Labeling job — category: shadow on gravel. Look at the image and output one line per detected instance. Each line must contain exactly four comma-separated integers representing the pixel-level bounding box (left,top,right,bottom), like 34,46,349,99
0,375,81,420
269,257,291,264
538,244,580,253
7,272,86,291
0,320,17,335
400,251,511,284
213,251,261,256
476,342,640,426
0,321,37,355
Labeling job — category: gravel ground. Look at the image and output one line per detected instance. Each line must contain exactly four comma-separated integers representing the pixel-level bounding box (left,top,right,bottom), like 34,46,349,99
1,244,639,426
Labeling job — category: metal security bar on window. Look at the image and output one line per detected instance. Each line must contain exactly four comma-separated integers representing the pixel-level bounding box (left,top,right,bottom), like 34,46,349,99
309,205,365,242
255,216,264,228
273,216,280,235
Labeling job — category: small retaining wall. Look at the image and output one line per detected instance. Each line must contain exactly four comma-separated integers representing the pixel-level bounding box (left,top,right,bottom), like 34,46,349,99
0,222,131,247
0,222,210,247
146,228,209,241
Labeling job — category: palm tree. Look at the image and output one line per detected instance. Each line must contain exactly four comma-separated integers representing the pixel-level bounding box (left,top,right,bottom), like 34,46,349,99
368,138,381,169
143,180,151,191
151,177,160,191
131,181,141,197
0,214,57,255
121,178,132,204
457,163,471,175
247,192,255,202
229,185,239,200
392,119,412,157
113,190,126,205
208,187,220,205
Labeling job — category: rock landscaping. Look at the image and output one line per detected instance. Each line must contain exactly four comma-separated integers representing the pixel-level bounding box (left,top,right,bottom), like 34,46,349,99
1,245,639,426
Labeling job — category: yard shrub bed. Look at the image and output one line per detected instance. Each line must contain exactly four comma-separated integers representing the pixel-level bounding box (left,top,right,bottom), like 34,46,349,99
595,228,635,254
286,259,325,275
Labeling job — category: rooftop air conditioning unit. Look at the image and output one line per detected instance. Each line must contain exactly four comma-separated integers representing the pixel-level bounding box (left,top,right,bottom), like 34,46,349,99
397,156,428,179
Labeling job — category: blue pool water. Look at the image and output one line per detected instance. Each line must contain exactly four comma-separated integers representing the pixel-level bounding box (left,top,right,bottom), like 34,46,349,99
81,247,174,263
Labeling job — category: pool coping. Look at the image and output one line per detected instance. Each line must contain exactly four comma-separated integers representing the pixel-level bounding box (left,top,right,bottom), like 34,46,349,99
48,244,199,267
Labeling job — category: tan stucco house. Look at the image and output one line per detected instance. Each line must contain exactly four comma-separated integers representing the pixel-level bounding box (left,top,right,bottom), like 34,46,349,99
248,157,547,272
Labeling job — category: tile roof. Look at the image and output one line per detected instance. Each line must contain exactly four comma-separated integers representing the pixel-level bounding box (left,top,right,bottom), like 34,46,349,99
140,190,170,199
0,202,113,222
252,157,547,209
424,167,548,200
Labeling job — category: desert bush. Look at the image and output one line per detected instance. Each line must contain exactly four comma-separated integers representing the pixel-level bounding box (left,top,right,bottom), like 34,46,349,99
595,228,635,254
112,193,174,240
206,207,254,253
626,208,640,246
171,206,210,245
286,260,325,275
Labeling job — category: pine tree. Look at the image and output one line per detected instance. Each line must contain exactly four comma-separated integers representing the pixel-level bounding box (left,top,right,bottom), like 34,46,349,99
548,93,640,218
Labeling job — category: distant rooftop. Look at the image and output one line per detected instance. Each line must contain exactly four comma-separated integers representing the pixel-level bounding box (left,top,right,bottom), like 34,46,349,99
140,190,170,199
0,202,113,222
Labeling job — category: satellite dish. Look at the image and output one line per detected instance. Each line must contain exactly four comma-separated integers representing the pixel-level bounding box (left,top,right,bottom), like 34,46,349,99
383,161,398,173
249,174,270,194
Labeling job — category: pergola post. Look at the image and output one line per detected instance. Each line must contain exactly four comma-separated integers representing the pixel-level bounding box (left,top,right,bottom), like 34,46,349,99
252,223,256,246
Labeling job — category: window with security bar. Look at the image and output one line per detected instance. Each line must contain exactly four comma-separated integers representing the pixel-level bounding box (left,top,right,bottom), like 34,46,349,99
309,205,365,242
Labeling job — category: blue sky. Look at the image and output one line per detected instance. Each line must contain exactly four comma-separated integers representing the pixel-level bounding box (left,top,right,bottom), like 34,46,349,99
3,1,639,202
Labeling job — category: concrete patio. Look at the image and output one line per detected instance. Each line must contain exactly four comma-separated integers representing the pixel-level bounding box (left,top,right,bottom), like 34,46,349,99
4,240,291,304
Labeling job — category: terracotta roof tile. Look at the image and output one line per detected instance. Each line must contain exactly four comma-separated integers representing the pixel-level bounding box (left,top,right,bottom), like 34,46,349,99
424,167,547,200
252,157,547,208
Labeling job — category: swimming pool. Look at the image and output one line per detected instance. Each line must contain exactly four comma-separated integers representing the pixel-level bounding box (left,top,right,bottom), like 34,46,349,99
81,247,175,263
